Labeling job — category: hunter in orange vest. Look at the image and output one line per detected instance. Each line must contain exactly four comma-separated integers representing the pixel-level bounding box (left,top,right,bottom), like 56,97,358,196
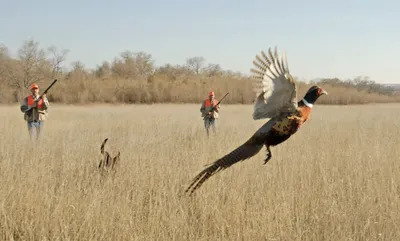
20,83,50,140
200,91,220,137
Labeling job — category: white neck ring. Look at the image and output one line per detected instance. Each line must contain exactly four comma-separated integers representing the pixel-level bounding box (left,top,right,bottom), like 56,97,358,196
302,98,313,108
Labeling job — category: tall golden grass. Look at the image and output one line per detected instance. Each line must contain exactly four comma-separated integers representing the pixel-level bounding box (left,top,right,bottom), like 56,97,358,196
1,103,399,240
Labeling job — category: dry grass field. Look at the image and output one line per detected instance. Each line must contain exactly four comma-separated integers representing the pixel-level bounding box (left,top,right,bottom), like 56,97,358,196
0,103,399,240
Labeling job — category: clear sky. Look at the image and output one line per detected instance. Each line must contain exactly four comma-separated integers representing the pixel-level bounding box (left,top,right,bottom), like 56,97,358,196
1,0,399,83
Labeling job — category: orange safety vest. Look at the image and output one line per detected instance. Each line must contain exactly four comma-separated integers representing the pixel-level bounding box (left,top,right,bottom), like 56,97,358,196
27,95,44,109
204,99,218,108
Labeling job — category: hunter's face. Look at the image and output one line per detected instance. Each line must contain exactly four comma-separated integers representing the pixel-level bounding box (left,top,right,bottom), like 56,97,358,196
31,88,39,96
209,95,214,101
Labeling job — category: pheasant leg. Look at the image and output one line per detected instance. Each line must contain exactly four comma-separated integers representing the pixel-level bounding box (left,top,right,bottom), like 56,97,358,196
264,145,272,165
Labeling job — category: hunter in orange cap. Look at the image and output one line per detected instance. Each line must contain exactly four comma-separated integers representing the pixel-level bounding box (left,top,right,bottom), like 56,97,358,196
200,91,220,137
20,83,50,140
30,83,39,90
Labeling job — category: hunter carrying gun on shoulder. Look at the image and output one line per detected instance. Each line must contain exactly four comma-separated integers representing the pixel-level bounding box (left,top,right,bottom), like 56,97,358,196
20,80,57,140
200,91,229,137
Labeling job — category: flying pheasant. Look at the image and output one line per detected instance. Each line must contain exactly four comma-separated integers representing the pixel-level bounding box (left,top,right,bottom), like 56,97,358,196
185,46,328,195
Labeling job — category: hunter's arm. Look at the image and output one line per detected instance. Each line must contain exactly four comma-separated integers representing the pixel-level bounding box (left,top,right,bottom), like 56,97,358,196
42,96,50,110
214,100,220,112
20,97,28,113
215,105,220,112
200,101,206,113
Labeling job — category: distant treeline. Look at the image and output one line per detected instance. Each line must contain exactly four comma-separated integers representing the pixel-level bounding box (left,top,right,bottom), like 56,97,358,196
1,39,399,105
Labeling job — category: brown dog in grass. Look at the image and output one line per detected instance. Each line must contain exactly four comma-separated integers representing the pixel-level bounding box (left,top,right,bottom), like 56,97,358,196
98,138,120,172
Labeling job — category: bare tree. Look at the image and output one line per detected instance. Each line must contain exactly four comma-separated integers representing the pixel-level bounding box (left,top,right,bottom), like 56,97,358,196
0,45,10,81
204,63,222,77
66,61,88,81
111,50,154,80
222,69,244,79
47,45,69,79
111,53,135,79
134,51,154,79
71,61,85,71
94,61,111,79
0,44,10,60
155,64,192,81
186,56,205,75
16,39,49,89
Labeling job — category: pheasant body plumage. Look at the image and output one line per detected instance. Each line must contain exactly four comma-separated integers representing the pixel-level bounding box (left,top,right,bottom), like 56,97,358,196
185,47,328,195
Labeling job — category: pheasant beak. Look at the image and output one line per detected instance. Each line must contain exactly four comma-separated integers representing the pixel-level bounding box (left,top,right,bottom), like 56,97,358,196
320,89,328,95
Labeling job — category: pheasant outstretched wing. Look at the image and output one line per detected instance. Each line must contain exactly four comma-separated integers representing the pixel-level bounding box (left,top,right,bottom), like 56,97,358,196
250,47,298,120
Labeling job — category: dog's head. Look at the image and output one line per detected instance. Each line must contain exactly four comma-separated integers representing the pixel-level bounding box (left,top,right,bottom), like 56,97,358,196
111,151,121,168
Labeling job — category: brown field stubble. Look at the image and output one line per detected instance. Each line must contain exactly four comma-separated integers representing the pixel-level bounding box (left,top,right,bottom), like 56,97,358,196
0,103,399,240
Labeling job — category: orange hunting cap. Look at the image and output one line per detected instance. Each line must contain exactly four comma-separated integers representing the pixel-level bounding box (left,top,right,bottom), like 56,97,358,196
30,83,39,90
209,91,214,96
